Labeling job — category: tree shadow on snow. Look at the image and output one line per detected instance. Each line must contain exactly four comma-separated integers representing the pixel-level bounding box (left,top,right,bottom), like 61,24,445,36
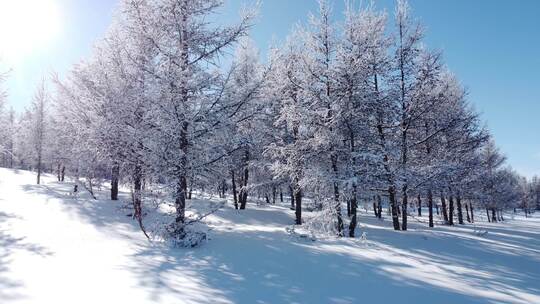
0,211,53,302
20,182,140,240
120,206,540,304
354,213,540,303
17,180,540,304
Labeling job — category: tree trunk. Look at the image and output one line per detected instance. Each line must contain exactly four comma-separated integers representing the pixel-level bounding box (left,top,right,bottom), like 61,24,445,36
239,150,250,210
389,186,400,230
57,163,61,181
491,208,497,222
174,120,189,235
111,162,119,201
231,170,238,209
332,156,343,236
132,162,149,239
465,203,471,223
377,195,382,219
401,185,408,230
36,153,42,185
84,177,97,200
280,188,283,203
174,176,187,234
294,187,302,225
188,181,194,200
417,194,422,217
133,163,143,228
441,194,449,224
486,208,491,222
448,195,454,225
373,200,378,217
289,185,295,210
428,189,434,228
335,182,343,236
456,195,464,224
220,179,226,198
61,166,65,182
183,177,188,199
470,204,474,223
173,7,190,237
348,186,358,237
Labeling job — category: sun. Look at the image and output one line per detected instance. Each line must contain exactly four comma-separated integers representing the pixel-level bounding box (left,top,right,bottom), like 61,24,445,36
0,0,62,62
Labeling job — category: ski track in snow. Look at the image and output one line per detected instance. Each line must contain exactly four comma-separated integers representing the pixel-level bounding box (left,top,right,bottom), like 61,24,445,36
1,168,539,304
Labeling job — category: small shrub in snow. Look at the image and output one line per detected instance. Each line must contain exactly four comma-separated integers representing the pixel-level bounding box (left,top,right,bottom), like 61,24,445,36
360,232,368,246
285,225,316,242
303,200,342,237
150,221,209,248
167,225,208,248
146,200,224,248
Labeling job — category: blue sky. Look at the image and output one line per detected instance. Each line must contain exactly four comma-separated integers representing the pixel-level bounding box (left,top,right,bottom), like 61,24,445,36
1,0,115,110
1,0,539,178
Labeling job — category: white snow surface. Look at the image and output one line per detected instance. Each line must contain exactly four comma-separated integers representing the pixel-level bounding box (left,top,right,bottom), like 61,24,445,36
1,168,539,304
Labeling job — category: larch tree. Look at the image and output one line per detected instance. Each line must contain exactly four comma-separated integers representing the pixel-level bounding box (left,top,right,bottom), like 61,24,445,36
221,38,266,210
334,1,389,236
30,80,49,185
120,0,256,239
301,0,346,235
266,35,310,225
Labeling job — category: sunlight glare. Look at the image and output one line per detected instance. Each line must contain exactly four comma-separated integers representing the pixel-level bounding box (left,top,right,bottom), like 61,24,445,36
0,0,62,62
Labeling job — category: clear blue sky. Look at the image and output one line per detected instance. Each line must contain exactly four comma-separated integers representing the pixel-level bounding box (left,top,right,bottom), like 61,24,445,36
2,0,539,178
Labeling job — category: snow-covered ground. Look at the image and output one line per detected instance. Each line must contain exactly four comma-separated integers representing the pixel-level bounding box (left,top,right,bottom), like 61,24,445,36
1,167,539,304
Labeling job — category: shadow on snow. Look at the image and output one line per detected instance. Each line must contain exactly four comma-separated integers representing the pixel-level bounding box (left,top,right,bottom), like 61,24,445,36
15,177,540,304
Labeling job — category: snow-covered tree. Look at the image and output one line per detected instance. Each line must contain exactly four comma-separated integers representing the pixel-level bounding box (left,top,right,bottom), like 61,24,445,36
29,80,49,184
12,0,526,245
117,0,256,240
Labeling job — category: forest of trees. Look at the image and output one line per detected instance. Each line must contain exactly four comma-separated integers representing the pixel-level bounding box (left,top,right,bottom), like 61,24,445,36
0,0,538,242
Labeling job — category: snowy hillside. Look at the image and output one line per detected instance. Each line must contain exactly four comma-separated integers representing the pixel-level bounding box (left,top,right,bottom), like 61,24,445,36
1,167,539,304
